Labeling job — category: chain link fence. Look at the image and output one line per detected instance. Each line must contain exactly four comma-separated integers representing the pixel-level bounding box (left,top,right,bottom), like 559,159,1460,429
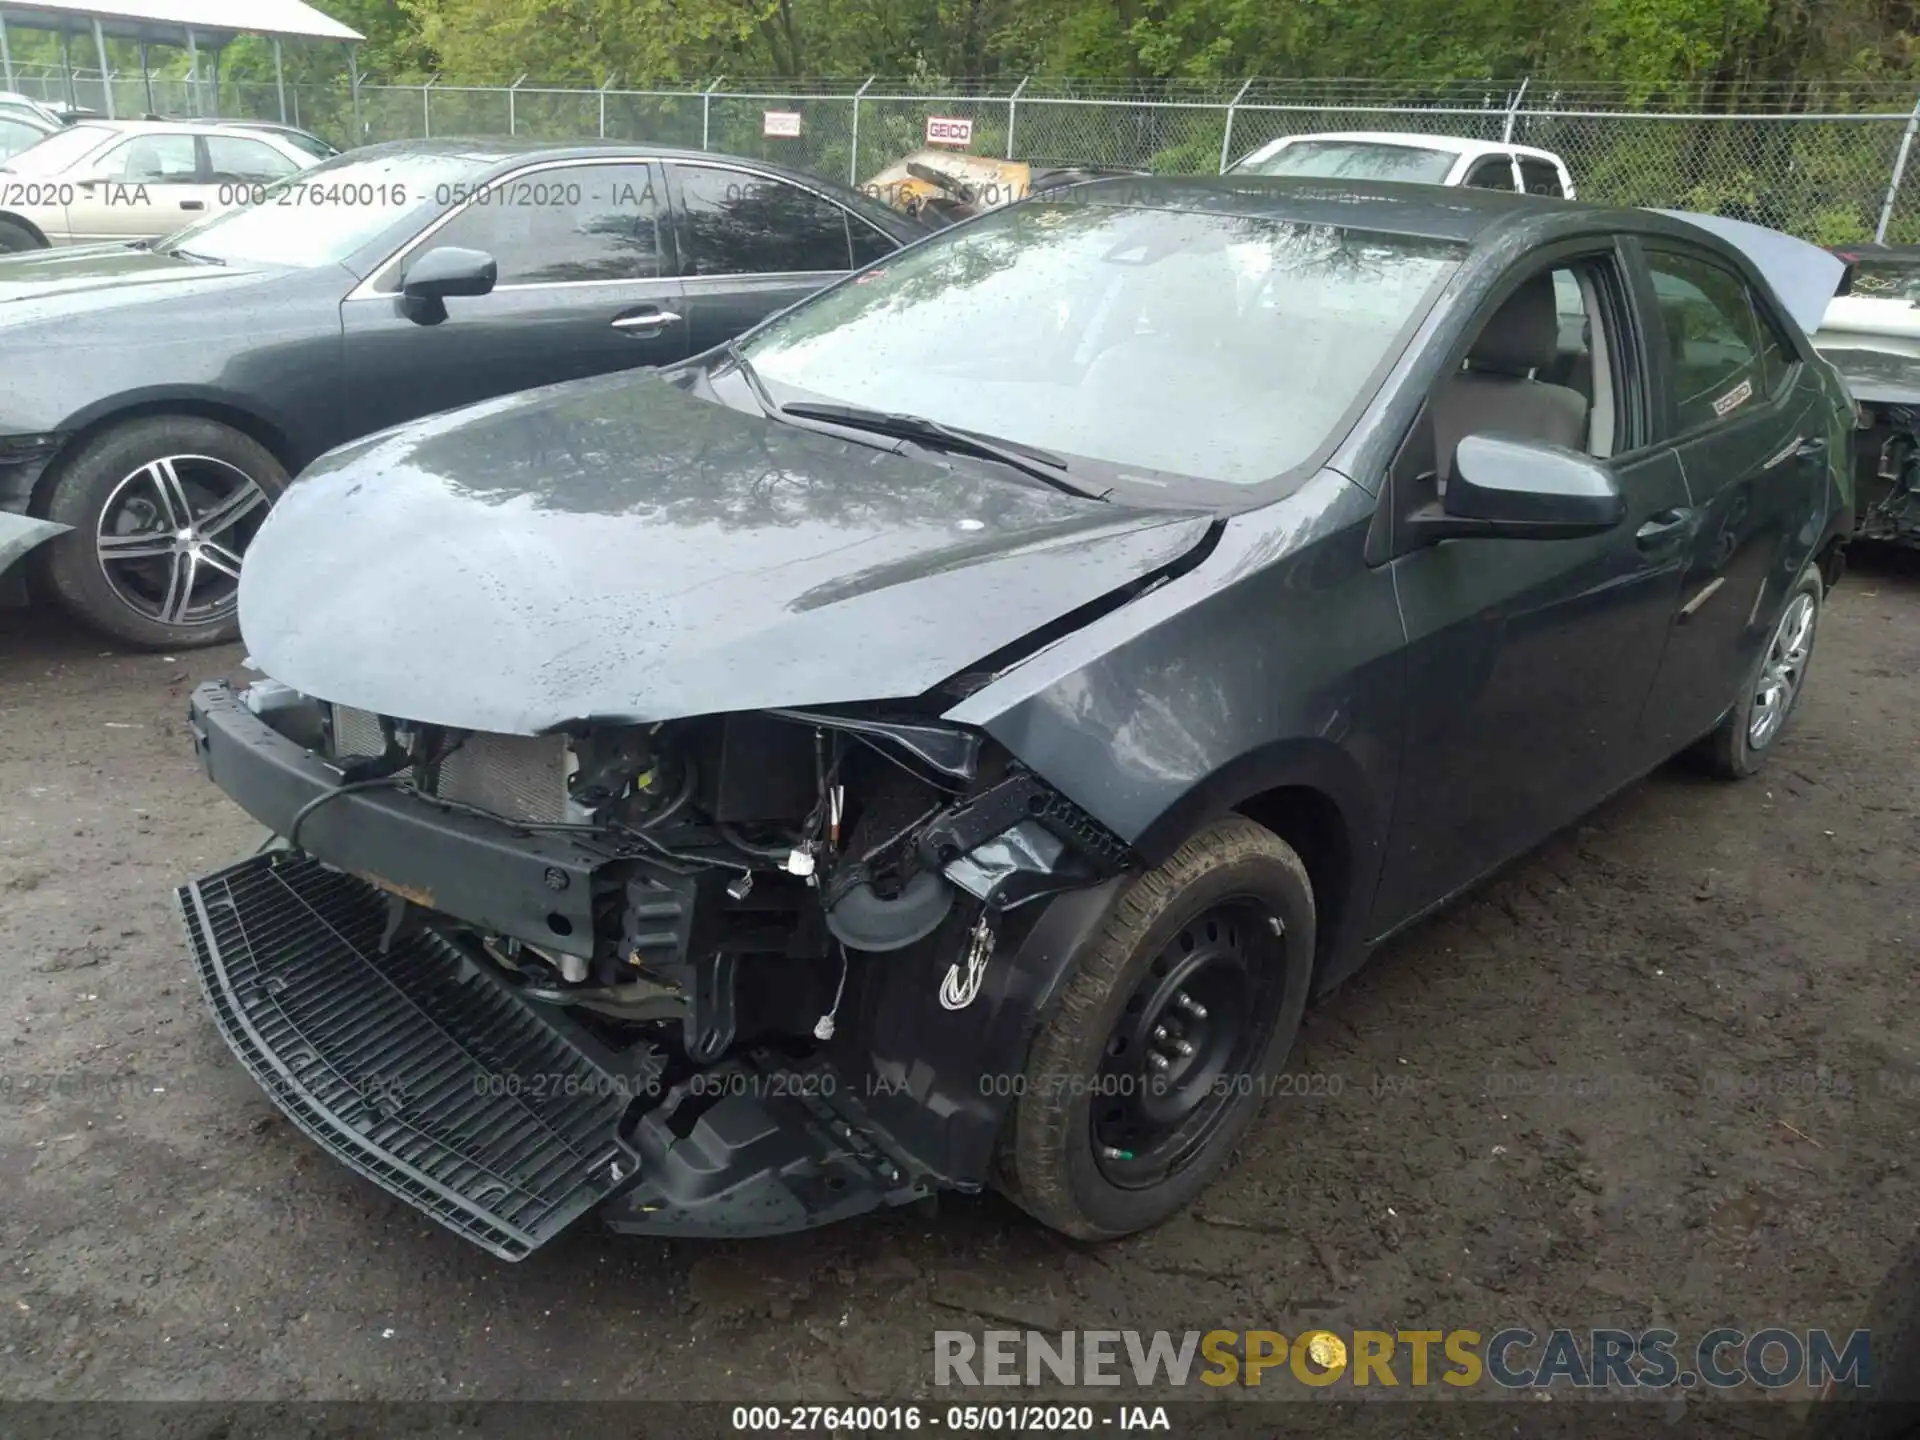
11,67,1920,243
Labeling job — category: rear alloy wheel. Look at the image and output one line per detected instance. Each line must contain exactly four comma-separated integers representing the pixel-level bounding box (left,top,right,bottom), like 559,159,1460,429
42,416,288,649
1690,565,1823,779
994,816,1316,1239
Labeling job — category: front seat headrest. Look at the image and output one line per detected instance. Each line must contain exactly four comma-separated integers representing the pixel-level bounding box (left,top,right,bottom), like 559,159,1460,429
1467,272,1561,376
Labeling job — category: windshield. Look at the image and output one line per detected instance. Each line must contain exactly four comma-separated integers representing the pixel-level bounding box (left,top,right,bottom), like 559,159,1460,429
1236,140,1460,184
1,123,113,174
741,200,1461,490
159,150,488,267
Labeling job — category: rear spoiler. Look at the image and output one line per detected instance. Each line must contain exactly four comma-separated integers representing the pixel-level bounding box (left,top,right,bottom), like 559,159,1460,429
1652,210,1845,337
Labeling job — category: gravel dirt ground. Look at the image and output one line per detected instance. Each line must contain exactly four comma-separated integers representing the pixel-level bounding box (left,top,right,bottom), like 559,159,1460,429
0,552,1915,1416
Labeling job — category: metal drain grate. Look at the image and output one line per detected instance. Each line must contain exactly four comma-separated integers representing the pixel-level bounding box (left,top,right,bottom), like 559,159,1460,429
178,854,632,1260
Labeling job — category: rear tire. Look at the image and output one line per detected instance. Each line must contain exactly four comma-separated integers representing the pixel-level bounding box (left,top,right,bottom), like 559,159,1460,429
1690,565,1823,779
41,415,288,650
994,815,1315,1239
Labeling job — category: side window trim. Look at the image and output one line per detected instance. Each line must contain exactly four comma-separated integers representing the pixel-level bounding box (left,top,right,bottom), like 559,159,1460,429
359,155,668,296
1638,240,1802,440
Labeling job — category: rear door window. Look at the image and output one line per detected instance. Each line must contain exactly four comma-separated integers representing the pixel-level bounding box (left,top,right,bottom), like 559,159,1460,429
205,135,299,184
1645,251,1798,432
850,219,896,267
1463,155,1517,190
1518,158,1565,197
670,164,853,275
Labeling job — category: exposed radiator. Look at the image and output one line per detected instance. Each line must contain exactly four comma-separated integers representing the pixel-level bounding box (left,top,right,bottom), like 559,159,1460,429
330,704,386,759
436,731,573,824
328,705,572,825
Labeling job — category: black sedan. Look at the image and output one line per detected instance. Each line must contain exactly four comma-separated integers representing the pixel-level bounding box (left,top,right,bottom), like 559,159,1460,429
0,138,923,647
178,179,1853,1256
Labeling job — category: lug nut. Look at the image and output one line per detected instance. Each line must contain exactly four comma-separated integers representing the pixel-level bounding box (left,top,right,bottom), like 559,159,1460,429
1148,1052,1170,1072
1152,1024,1169,1044
1172,1038,1195,1057
1174,992,1208,1020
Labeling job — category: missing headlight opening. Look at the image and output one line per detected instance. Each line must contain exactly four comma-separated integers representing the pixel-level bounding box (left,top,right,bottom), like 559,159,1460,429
178,682,1132,1256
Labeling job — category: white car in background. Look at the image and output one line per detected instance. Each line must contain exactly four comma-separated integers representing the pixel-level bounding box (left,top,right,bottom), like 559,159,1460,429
1809,244,1920,547
1228,130,1576,199
0,119,321,252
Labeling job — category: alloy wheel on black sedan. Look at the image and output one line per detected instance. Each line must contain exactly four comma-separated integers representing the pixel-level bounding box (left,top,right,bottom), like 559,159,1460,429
41,413,290,650
1748,588,1817,751
95,454,267,631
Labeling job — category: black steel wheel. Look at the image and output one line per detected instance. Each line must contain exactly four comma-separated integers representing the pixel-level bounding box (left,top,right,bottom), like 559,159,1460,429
41,414,288,649
994,815,1316,1239
1092,899,1286,1189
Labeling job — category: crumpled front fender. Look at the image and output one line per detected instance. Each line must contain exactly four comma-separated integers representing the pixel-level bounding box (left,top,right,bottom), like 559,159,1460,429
0,513,70,582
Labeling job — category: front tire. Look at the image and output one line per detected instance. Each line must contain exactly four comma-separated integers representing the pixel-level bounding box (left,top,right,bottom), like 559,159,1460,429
41,415,287,650
994,815,1316,1239
0,217,43,252
1690,565,1823,779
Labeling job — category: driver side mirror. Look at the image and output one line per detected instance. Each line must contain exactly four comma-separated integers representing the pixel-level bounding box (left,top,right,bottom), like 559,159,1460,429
399,245,496,325
1407,433,1625,543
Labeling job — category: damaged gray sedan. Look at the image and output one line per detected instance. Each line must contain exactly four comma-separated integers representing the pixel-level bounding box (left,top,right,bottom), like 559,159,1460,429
177,178,1853,1258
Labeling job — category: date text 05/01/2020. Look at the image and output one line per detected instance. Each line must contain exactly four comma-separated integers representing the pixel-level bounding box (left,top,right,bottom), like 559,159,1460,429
729,1405,1172,1431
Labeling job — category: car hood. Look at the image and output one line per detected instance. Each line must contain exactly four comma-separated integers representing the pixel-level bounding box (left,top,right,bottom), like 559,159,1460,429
238,372,1213,734
0,244,278,325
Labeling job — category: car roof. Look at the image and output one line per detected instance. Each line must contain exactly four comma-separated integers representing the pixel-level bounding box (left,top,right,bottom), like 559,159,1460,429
1257,130,1566,165
50,117,304,140
1058,174,1678,245
327,137,925,234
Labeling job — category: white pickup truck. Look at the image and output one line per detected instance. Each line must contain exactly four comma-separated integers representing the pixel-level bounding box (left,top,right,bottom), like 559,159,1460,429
1227,130,1577,199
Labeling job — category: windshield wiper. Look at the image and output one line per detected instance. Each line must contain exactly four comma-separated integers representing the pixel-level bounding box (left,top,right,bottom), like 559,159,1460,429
781,402,1108,501
165,246,225,266
725,342,781,417
722,344,1106,501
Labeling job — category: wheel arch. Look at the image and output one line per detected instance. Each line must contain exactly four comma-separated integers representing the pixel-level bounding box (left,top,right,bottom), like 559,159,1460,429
1130,737,1386,991
0,211,49,246
30,391,304,517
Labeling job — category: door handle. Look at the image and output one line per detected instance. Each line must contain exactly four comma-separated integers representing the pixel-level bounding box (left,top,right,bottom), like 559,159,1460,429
1794,435,1828,459
611,309,681,334
1634,507,1695,551
180,200,205,211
